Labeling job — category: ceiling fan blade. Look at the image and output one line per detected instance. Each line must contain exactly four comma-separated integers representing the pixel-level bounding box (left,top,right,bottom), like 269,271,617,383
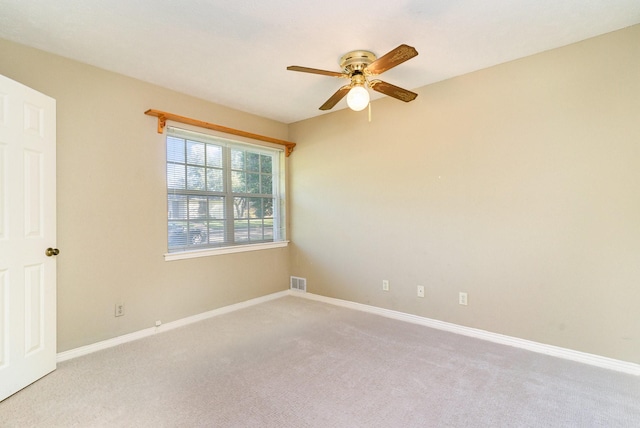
287,66,347,78
369,80,418,102
365,44,418,75
319,85,351,110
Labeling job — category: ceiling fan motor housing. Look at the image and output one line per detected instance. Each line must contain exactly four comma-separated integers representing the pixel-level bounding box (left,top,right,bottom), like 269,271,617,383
340,50,377,74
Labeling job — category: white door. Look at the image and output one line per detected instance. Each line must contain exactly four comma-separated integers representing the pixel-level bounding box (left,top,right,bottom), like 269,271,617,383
0,74,57,401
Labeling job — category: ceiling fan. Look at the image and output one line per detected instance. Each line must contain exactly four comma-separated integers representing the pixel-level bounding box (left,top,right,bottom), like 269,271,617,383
287,44,419,112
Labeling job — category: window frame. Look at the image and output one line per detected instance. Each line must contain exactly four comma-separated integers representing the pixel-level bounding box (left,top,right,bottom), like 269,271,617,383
163,125,288,261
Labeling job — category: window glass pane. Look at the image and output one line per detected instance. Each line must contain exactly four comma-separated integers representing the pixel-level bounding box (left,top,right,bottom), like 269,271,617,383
264,219,274,240
231,149,244,170
206,144,223,168
187,166,205,190
231,171,245,193
248,197,262,218
206,168,223,192
167,164,186,190
260,154,272,173
234,220,249,242
188,197,208,220
167,137,185,163
233,197,248,219
249,219,264,241
260,174,272,194
208,197,225,219
247,173,260,194
188,222,207,245
208,221,225,244
246,152,260,172
168,195,187,220
264,198,274,217
186,140,205,165
168,221,187,248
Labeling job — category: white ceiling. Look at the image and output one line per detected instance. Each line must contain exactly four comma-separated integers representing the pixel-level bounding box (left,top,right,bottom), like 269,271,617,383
1,0,639,124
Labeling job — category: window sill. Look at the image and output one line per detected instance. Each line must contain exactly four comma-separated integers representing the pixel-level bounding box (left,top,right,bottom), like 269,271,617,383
164,241,289,261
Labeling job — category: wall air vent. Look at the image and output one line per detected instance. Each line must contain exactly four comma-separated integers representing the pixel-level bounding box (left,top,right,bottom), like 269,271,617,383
290,276,307,292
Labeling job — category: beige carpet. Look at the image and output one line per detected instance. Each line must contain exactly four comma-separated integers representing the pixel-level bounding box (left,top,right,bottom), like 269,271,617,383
1,296,638,427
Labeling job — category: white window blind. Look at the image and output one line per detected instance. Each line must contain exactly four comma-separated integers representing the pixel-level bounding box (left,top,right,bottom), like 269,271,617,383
166,126,286,253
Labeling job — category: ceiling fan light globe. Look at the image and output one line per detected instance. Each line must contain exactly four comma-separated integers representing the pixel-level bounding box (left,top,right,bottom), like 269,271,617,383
347,86,369,111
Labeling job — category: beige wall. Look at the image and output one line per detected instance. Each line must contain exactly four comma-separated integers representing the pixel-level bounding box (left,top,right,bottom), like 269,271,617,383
289,25,640,364
0,39,291,352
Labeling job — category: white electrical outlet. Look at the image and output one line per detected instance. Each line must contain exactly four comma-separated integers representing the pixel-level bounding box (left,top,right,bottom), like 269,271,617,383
382,280,390,291
459,292,468,306
115,303,124,317
417,285,425,298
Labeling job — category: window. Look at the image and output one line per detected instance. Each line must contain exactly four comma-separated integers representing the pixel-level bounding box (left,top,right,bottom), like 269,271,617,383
166,127,285,254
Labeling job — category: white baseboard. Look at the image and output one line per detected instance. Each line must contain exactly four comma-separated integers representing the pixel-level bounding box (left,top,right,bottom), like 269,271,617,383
56,290,290,363
58,288,640,376
292,291,640,376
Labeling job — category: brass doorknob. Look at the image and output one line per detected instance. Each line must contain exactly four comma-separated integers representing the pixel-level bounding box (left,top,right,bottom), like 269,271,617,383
45,248,60,257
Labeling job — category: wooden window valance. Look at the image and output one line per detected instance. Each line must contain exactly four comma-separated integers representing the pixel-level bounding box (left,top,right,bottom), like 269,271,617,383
145,109,296,157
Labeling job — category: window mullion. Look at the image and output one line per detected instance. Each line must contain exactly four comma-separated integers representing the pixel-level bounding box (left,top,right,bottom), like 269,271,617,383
223,146,235,245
